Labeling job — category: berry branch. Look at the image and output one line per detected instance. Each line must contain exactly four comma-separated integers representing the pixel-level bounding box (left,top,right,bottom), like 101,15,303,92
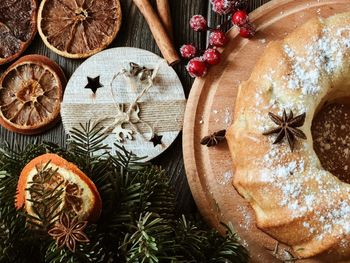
180,0,255,78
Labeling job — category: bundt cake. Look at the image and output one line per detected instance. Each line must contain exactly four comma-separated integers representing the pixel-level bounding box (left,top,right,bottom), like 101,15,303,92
227,12,350,259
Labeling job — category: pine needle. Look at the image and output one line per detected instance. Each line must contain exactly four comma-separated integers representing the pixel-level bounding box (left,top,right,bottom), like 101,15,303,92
0,122,249,263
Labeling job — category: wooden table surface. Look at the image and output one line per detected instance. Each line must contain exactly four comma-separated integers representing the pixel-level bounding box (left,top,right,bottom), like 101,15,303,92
0,0,270,213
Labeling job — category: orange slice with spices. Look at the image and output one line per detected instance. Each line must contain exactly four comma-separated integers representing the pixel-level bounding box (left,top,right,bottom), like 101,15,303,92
37,0,122,59
0,55,66,134
16,153,102,223
0,0,37,65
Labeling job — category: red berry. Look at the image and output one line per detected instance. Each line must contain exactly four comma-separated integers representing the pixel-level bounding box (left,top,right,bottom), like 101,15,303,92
186,58,207,78
190,15,207,32
203,49,221,65
211,0,234,15
232,10,249,27
209,30,227,47
180,44,197,59
239,23,255,38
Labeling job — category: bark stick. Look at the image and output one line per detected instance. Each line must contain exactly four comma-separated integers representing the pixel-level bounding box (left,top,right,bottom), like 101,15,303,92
156,0,174,39
133,0,180,66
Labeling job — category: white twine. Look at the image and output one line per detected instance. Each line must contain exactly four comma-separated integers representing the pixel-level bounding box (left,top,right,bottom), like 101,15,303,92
100,59,166,142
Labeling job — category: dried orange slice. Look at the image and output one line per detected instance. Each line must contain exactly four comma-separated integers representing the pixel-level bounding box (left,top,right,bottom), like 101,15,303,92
0,55,66,134
37,0,122,59
16,153,102,223
0,0,37,65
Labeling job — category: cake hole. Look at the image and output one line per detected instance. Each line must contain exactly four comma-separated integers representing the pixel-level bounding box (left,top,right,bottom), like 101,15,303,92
312,98,350,184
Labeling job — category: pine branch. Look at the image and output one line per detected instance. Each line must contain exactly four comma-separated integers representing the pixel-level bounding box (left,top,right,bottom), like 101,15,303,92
45,225,108,263
0,122,249,263
0,141,48,175
25,162,64,231
206,223,249,263
135,167,176,219
68,121,110,173
0,171,18,223
112,144,147,171
173,215,208,261
0,171,34,263
121,212,175,263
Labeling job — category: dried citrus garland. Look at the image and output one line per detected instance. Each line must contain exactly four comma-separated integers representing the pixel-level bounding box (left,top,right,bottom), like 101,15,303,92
180,0,255,77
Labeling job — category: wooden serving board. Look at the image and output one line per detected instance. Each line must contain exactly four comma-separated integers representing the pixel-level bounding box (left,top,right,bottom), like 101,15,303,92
183,0,350,262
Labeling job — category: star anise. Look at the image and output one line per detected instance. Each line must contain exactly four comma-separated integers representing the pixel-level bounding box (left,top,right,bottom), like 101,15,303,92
48,213,89,253
263,110,307,151
200,129,226,147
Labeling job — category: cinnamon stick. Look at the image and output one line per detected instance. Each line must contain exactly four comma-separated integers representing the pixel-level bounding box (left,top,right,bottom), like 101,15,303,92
156,0,173,40
133,0,180,66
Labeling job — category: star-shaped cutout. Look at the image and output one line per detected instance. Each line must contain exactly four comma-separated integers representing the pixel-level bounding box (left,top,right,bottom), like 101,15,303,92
150,133,163,147
84,76,103,94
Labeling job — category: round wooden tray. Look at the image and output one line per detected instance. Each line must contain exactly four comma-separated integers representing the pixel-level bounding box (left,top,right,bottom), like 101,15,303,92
183,0,350,262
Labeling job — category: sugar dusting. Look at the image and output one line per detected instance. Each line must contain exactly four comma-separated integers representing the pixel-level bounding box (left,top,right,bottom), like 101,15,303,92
224,107,232,127
237,205,252,230
243,23,350,244
283,26,350,95
217,170,233,185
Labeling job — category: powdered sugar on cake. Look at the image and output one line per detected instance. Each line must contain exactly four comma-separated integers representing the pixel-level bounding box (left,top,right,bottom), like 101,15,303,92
253,24,350,240
283,26,350,95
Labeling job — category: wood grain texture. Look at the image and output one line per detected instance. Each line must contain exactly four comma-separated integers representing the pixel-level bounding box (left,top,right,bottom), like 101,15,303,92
132,0,180,65
156,0,174,39
61,47,186,162
184,0,350,262
0,0,269,214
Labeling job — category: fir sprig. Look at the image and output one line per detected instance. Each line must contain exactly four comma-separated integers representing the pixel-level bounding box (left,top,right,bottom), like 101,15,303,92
68,121,110,173
25,163,64,231
206,223,249,263
0,122,249,263
122,212,175,263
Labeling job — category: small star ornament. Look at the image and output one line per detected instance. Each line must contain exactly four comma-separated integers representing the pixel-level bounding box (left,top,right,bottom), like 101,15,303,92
150,133,163,147
84,76,103,94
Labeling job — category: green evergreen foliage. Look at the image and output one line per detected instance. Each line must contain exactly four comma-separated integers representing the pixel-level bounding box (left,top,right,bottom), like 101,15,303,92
0,122,249,263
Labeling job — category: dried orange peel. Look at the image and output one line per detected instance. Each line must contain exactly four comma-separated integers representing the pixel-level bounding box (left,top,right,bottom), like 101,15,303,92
16,153,102,223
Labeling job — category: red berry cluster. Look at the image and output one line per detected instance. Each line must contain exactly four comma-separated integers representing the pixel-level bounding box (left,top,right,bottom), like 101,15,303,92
180,0,255,78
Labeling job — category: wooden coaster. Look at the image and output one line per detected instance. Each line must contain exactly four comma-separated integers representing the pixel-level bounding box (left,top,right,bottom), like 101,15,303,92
61,47,186,161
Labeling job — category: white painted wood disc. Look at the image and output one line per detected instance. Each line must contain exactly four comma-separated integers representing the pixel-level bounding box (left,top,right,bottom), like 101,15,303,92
61,47,186,161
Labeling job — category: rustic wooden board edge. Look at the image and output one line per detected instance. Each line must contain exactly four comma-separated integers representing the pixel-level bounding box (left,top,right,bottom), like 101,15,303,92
183,0,285,234
183,0,350,262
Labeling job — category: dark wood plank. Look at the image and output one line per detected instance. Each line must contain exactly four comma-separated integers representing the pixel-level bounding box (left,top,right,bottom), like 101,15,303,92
0,0,270,213
149,0,209,213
